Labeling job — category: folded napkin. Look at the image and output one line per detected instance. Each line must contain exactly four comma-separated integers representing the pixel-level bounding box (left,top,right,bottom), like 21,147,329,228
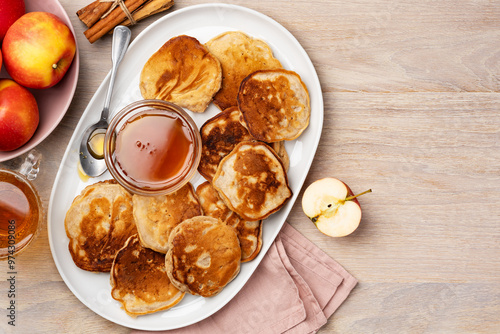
134,223,357,334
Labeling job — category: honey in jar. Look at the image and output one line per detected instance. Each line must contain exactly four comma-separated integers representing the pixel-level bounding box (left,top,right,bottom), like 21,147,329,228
105,100,202,196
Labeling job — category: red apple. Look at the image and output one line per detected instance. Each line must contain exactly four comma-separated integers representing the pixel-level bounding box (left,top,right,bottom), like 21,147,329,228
0,0,25,44
0,49,2,71
302,178,371,237
0,79,39,151
3,11,76,89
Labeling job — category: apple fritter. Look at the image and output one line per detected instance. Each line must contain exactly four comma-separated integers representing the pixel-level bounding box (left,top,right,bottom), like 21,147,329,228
140,35,222,113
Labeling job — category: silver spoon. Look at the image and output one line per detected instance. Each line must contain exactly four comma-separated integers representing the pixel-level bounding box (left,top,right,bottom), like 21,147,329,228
79,25,131,177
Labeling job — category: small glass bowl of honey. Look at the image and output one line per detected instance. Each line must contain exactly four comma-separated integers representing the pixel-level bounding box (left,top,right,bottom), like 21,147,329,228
104,100,202,196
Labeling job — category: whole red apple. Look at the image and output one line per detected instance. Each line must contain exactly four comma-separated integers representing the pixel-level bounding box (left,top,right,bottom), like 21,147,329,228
3,11,76,89
0,79,39,151
0,0,25,44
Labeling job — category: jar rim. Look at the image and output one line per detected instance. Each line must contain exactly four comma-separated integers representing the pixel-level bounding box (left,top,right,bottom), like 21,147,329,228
104,100,202,196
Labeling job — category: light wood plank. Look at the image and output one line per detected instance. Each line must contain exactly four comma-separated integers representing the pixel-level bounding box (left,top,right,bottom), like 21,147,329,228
289,92,500,284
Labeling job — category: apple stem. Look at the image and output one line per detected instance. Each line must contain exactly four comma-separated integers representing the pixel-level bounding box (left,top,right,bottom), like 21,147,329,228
344,189,372,202
309,189,372,224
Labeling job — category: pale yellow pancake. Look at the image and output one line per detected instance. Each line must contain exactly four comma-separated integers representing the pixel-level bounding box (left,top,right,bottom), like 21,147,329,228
65,180,137,272
140,35,222,113
132,183,202,253
205,31,282,110
165,216,241,297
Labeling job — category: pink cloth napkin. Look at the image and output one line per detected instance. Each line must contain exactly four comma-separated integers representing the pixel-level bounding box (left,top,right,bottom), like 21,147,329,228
134,223,357,333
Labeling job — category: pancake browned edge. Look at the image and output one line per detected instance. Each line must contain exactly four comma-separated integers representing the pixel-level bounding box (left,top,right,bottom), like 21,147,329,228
205,31,282,111
198,106,255,182
165,216,241,297
238,69,310,142
110,234,185,316
237,112,290,172
64,180,137,272
270,141,290,172
196,181,263,262
140,35,222,113
132,182,202,254
212,141,292,221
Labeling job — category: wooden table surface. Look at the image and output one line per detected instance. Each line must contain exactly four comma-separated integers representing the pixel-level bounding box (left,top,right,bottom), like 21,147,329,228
1,0,499,333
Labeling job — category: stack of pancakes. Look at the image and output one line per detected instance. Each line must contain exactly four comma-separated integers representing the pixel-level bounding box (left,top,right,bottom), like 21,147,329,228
65,180,244,315
65,182,202,316
65,30,311,317
196,181,263,262
140,30,309,257
196,31,310,237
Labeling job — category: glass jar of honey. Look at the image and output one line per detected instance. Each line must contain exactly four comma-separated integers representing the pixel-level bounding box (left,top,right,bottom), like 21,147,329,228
104,100,201,196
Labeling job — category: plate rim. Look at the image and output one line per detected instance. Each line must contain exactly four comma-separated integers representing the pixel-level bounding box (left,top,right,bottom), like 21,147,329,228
48,2,323,330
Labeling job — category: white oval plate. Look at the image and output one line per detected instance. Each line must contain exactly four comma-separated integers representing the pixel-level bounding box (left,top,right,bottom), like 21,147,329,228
48,3,323,331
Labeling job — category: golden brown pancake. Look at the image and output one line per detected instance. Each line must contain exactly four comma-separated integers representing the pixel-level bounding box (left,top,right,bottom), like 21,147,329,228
110,234,185,316
238,69,310,142
198,106,255,182
65,180,137,272
196,181,262,262
237,111,290,171
165,216,241,297
212,141,292,221
270,141,289,172
205,31,282,110
140,35,222,113
132,182,202,253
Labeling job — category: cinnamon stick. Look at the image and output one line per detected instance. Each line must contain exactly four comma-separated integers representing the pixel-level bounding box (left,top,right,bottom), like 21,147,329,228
77,0,113,28
120,0,174,26
84,0,148,43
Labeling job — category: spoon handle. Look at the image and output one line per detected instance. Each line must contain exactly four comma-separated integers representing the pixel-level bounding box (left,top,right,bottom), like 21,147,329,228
101,25,132,122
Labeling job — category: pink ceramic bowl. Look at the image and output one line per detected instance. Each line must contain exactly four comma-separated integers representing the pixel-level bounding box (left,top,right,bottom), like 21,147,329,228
0,0,79,162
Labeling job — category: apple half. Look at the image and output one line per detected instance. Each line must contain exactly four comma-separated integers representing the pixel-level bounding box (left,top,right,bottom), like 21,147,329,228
302,178,371,237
